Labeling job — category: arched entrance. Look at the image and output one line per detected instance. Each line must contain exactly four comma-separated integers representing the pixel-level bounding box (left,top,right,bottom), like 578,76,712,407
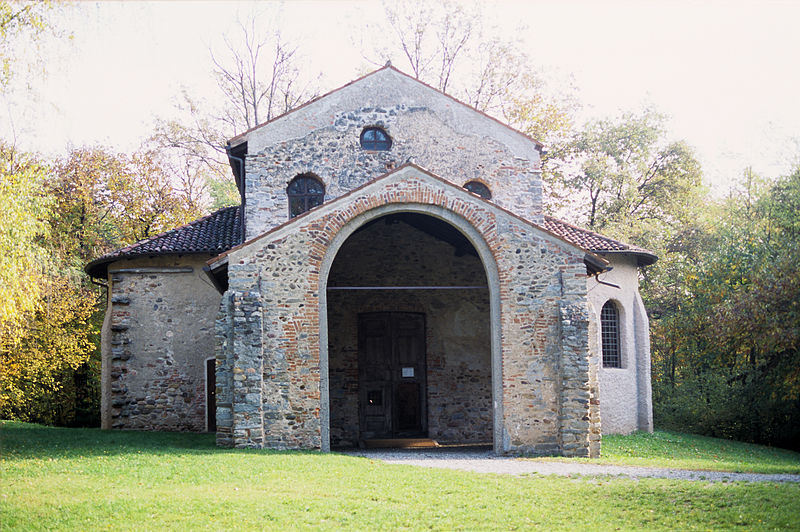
318,205,502,450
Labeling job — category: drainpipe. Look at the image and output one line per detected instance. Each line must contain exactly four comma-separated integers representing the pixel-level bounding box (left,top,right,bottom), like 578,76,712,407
225,144,246,241
593,271,620,289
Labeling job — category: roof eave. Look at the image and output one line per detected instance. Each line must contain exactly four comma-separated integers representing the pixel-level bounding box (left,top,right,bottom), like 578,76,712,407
583,252,611,275
596,249,658,267
85,251,223,280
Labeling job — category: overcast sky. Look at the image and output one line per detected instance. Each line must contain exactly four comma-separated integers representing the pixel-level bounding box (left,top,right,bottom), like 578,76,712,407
3,0,799,194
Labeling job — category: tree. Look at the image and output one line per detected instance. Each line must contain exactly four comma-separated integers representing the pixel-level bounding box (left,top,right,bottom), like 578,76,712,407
211,17,310,131
149,13,318,193
374,0,476,94
648,166,800,449
0,275,96,425
206,172,241,210
0,0,54,88
0,142,50,334
365,0,577,146
1,145,205,426
0,144,97,425
547,108,704,239
500,69,578,148
48,147,204,266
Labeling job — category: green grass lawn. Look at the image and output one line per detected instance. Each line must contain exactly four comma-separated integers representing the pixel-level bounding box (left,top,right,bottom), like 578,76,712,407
2,421,799,531
530,430,800,474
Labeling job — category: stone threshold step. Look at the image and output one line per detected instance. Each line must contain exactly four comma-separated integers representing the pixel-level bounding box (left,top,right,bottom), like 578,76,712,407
363,438,440,449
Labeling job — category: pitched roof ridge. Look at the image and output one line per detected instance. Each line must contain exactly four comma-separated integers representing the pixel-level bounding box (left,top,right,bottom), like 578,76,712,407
543,215,657,264
384,66,544,148
228,64,543,149
85,205,242,278
228,66,394,145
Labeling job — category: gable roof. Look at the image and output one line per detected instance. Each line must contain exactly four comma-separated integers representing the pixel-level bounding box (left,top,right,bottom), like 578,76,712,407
228,65,544,153
84,196,655,279
205,164,654,271
84,206,242,278
206,163,592,269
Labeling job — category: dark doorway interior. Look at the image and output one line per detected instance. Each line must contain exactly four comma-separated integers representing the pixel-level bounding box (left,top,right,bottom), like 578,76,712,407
206,358,216,432
327,213,491,448
359,312,426,440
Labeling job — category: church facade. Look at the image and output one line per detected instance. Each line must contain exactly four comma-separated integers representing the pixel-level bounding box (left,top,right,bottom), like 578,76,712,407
86,66,655,457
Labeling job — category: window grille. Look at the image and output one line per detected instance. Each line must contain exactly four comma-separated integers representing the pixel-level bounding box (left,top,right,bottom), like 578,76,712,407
360,127,392,151
287,174,325,218
463,181,492,199
601,301,621,368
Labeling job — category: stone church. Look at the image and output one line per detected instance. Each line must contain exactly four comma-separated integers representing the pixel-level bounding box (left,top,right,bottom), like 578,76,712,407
86,66,655,457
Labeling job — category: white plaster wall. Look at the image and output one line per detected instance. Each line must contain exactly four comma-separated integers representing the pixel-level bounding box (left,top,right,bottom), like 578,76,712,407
587,254,654,434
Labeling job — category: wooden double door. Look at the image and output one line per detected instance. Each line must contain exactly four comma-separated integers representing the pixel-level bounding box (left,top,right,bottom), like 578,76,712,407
358,312,427,440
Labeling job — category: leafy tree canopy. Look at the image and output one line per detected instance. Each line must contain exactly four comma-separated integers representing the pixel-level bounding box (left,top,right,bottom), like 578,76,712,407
547,108,705,244
1,144,204,426
0,0,54,87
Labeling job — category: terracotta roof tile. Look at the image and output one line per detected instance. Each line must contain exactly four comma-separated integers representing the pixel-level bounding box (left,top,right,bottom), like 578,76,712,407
544,215,657,265
85,206,242,278
86,204,655,279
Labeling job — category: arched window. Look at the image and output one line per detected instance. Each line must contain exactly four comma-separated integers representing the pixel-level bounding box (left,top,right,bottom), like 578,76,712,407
463,181,492,200
360,127,392,151
287,174,325,218
601,301,621,368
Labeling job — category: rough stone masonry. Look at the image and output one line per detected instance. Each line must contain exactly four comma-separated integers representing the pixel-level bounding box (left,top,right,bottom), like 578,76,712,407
89,66,655,458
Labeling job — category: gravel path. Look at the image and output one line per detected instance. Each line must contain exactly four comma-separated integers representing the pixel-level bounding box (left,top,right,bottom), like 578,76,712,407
343,447,800,483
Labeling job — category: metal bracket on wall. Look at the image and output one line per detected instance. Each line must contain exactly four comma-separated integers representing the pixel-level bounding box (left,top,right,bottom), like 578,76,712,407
108,267,194,274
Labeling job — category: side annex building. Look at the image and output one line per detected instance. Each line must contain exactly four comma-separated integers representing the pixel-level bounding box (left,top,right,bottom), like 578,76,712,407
86,66,655,457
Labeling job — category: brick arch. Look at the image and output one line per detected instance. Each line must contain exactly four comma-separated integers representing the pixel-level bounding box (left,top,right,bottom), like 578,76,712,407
220,168,595,453
317,201,503,452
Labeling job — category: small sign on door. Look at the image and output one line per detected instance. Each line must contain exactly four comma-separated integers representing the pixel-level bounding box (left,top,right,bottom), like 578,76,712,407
401,367,414,378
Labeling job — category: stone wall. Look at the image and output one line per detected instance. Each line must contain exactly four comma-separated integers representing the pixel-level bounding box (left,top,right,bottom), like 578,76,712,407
242,71,542,240
214,291,234,446
214,290,264,448
495,226,590,455
103,255,221,431
220,166,597,455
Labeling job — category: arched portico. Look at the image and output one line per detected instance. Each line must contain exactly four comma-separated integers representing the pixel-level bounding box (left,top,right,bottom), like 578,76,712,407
216,165,596,456
318,203,503,452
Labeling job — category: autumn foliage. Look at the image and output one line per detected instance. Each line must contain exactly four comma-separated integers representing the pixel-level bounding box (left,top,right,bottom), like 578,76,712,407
0,143,202,425
543,110,800,450
644,168,800,450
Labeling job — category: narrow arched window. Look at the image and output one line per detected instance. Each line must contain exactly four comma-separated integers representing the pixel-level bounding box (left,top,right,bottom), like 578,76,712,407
601,301,621,368
463,181,492,200
287,174,324,218
360,127,392,151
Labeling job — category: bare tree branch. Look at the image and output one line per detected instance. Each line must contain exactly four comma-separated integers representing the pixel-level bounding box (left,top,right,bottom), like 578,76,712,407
147,12,319,210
